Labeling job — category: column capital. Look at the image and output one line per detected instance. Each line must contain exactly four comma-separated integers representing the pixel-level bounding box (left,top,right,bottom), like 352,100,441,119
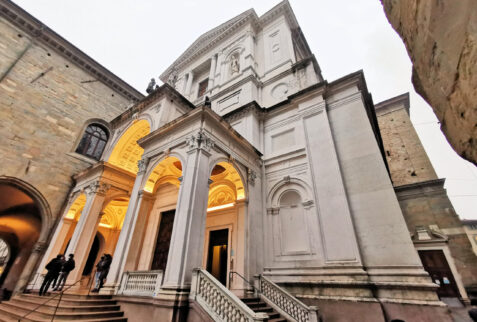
185,130,215,153
248,169,257,186
137,157,149,175
84,181,111,196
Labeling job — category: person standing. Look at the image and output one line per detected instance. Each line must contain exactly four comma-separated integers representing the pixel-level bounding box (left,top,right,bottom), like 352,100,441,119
39,255,63,296
92,255,105,291
53,254,75,291
92,254,112,292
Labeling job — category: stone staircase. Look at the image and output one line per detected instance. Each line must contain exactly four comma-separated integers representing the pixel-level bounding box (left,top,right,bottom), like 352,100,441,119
0,292,127,321
240,297,288,322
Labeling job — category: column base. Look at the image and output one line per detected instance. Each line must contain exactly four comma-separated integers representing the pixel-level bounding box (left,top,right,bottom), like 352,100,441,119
99,282,119,295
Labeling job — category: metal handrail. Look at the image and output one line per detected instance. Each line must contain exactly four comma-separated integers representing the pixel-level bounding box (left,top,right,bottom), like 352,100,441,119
228,271,260,295
19,278,82,321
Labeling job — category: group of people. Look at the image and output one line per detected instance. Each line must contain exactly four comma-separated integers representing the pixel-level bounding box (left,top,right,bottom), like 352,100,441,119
38,252,112,296
39,254,75,296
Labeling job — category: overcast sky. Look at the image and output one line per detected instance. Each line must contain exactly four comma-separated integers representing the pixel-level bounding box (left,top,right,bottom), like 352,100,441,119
13,0,477,219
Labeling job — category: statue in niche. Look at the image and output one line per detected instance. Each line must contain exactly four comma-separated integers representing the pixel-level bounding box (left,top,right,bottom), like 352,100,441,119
230,54,240,75
146,78,156,94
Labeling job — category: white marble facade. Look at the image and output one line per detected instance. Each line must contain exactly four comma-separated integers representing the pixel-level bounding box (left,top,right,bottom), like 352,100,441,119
36,1,442,306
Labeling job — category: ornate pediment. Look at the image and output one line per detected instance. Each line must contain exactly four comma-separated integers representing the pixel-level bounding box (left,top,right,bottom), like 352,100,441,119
411,226,448,244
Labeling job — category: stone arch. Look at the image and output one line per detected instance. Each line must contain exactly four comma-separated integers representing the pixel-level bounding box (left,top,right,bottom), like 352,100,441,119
0,176,52,292
207,156,248,200
207,159,247,207
143,152,185,193
107,119,151,174
268,177,313,209
0,176,52,244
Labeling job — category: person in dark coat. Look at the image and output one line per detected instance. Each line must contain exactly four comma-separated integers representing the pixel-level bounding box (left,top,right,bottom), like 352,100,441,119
93,255,105,291
92,254,112,292
39,254,63,296
53,254,75,291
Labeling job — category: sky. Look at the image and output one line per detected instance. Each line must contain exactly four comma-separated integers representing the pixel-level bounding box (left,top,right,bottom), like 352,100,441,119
12,0,477,219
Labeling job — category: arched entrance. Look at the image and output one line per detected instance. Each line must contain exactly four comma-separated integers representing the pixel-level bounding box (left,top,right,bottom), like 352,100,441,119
203,161,246,288
0,177,51,294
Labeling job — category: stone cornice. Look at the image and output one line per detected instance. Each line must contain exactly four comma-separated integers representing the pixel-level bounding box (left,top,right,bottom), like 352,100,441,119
0,0,144,102
375,92,410,116
110,83,195,128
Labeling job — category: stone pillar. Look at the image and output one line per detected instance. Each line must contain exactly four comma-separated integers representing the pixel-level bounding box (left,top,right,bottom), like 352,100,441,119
14,241,46,294
101,158,149,294
33,193,78,279
245,169,263,280
160,131,213,292
65,181,110,284
185,71,194,96
208,55,217,89
233,199,247,291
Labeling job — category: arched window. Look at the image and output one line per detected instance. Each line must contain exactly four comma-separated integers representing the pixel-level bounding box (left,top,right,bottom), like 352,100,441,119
75,124,109,160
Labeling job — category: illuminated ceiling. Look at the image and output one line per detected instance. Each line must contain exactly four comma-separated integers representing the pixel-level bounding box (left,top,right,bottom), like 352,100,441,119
100,198,129,230
144,157,182,193
64,194,86,220
108,120,150,174
208,162,245,208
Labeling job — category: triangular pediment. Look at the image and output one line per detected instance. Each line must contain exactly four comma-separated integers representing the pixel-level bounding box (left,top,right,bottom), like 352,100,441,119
159,0,300,82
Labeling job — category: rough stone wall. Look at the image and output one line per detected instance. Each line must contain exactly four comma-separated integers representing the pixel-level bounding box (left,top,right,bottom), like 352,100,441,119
0,18,132,222
396,182,477,290
376,99,437,186
381,0,477,165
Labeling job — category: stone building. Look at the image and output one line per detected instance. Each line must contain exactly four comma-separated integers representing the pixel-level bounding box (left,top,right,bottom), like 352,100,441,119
0,0,142,296
0,0,470,321
375,93,477,305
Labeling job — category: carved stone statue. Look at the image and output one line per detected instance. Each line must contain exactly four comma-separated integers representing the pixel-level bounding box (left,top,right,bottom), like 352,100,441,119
230,55,240,75
146,78,156,94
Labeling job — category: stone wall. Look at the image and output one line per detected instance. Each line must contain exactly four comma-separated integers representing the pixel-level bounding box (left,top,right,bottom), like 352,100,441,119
381,0,477,165
375,93,437,186
396,180,477,292
0,17,135,224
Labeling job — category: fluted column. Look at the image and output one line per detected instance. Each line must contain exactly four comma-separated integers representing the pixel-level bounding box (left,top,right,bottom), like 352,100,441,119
160,131,214,292
65,181,110,284
101,158,149,294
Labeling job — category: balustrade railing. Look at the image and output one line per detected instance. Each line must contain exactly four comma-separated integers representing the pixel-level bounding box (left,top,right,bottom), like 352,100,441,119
257,275,319,322
117,270,163,297
191,268,268,322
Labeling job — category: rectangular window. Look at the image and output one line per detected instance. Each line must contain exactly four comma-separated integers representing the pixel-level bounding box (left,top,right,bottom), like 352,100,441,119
198,78,209,98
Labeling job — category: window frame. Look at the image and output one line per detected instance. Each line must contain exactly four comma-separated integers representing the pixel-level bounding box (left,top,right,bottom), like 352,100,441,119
75,123,109,161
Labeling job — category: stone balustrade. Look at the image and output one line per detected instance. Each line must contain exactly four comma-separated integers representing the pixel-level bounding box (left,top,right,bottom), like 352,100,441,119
258,275,319,322
117,270,163,297
190,268,268,322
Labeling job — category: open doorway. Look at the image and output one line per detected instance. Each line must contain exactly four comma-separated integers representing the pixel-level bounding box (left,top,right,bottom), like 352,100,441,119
206,229,229,286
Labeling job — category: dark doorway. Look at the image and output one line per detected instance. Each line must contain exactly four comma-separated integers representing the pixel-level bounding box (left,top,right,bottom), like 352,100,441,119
418,250,460,298
151,210,175,271
82,235,100,276
206,229,229,286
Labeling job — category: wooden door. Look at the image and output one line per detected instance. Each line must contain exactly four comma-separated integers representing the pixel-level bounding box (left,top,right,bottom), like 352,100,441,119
418,250,460,298
151,210,175,271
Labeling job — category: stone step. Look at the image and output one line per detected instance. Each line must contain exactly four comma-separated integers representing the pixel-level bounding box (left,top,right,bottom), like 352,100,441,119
251,305,273,313
240,297,260,303
268,318,287,322
0,302,124,320
6,297,120,314
20,294,117,306
25,291,112,300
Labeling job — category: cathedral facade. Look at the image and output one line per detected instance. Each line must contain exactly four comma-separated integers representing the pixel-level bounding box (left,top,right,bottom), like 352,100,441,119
0,0,474,321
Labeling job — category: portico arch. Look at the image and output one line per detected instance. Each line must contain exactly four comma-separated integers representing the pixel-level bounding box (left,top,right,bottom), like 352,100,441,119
0,176,52,293
108,119,151,174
